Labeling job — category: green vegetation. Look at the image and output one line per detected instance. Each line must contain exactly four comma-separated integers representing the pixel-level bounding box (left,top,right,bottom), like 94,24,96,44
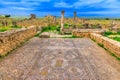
0,26,22,32
11,25,22,28
103,31,120,42
64,24,70,28
98,43,104,48
112,37,120,42
104,31,113,36
104,31,120,36
41,25,60,33
62,35,82,38
0,27,11,32
5,15,11,18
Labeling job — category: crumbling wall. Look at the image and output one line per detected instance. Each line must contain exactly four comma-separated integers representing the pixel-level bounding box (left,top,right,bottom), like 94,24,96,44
90,33,120,57
0,26,37,56
72,29,120,57
72,29,104,37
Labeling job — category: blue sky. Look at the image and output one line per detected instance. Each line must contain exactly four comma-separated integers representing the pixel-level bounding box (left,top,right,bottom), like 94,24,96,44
0,0,120,17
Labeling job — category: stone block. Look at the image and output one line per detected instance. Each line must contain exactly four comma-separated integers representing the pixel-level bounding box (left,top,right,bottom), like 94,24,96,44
39,32,50,38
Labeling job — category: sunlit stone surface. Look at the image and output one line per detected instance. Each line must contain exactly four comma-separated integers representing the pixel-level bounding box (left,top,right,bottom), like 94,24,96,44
0,37,120,80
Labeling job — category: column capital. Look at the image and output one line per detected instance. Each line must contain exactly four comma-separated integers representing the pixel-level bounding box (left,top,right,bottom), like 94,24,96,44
61,10,65,14
74,11,76,14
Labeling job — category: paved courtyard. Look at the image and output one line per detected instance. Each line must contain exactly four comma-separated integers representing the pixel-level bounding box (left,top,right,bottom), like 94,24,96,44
0,37,120,80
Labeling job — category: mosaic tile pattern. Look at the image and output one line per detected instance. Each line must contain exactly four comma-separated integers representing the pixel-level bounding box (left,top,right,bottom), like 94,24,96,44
0,38,120,80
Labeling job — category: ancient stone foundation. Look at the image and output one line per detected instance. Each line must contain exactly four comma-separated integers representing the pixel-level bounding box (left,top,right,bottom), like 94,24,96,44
72,29,104,37
0,26,37,56
90,33,120,57
72,29,120,57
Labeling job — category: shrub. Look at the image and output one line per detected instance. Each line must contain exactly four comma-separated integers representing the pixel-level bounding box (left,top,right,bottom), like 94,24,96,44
41,26,59,32
117,31,120,35
104,31,113,36
11,25,21,28
64,24,69,28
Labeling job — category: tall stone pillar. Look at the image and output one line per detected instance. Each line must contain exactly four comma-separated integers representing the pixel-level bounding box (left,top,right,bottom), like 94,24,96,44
53,16,56,24
74,11,76,28
60,10,65,34
111,20,115,30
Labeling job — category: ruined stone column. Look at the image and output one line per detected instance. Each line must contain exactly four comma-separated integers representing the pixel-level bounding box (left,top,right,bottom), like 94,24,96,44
74,11,76,28
110,20,115,30
53,16,56,24
60,10,65,34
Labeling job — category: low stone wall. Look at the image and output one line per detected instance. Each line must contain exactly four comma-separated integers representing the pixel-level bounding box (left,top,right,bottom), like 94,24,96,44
90,33,120,57
0,26,37,56
72,29,104,37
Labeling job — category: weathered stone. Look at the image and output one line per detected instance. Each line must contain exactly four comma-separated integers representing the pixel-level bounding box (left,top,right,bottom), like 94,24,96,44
0,26,37,56
90,33,120,57
72,29,105,37
74,11,77,27
30,14,36,19
60,10,65,34
0,38,120,80
39,32,50,38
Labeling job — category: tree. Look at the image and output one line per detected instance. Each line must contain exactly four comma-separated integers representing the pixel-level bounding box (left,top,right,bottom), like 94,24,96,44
105,18,110,20
5,15,11,18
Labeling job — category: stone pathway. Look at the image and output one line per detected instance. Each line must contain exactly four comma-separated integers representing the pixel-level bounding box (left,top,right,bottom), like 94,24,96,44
0,37,120,80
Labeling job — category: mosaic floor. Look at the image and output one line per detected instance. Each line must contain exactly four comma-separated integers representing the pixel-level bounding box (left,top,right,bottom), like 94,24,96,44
0,38,120,80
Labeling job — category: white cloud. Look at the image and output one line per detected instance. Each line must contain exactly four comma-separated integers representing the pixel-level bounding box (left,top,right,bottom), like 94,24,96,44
1,1,40,6
22,0,50,2
54,2,73,8
54,0,120,9
11,7,34,10
54,0,104,8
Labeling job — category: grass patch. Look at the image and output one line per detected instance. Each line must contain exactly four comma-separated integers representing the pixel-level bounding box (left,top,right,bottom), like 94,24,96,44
104,31,120,42
104,31,120,37
0,27,12,32
104,31,113,36
62,35,82,38
117,31,120,35
64,24,70,28
41,25,60,34
42,26,57,32
112,37,120,42
0,26,22,32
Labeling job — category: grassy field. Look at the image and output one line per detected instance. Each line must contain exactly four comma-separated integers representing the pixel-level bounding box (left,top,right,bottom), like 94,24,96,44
104,31,120,42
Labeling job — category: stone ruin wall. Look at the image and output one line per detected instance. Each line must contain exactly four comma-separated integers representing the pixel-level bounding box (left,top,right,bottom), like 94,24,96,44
16,17,83,28
0,26,37,56
72,29,104,37
72,29,120,57
90,33,120,57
